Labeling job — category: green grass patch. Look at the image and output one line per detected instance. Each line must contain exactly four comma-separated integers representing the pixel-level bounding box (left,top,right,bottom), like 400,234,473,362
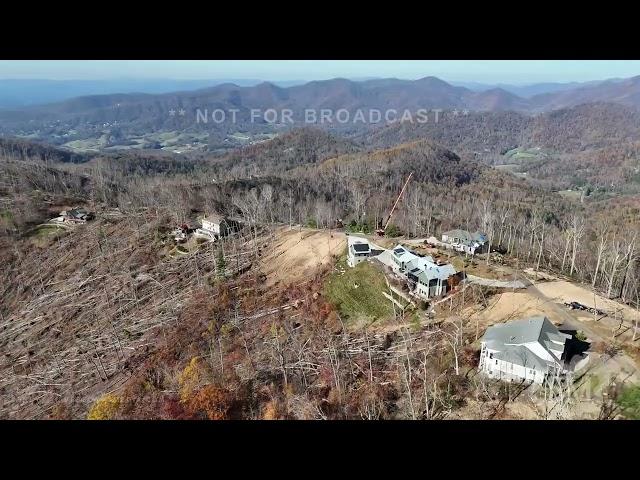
324,255,393,325
493,163,520,172
346,220,374,234
617,384,640,419
589,374,602,392
0,210,13,229
229,132,251,141
504,147,546,159
31,225,65,238
27,225,67,246
146,131,181,143
62,138,106,152
407,310,422,331
504,148,519,157
512,151,537,159
558,189,583,200
384,224,403,237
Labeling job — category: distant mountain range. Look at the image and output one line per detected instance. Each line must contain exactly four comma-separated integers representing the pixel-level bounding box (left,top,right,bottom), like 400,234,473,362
1,75,639,112
450,79,612,98
0,78,309,109
2,75,640,150
3,75,640,116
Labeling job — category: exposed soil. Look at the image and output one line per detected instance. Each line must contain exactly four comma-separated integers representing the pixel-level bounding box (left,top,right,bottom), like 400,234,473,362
259,227,347,287
463,276,640,418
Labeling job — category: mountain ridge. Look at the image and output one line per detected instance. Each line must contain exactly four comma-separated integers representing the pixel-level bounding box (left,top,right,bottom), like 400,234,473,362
6,75,640,123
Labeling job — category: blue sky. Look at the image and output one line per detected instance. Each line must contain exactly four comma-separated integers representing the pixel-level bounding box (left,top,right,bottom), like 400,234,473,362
0,60,639,84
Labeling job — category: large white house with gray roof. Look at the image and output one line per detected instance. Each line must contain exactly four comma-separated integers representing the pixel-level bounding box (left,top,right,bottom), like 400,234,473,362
479,316,571,384
390,245,421,271
442,229,488,255
390,244,458,300
412,264,457,299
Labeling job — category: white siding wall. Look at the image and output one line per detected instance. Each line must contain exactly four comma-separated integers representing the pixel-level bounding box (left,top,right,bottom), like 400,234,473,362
415,279,446,300
202,219,220,235
348,245,369,267
348,252,368,267
480,345,546,384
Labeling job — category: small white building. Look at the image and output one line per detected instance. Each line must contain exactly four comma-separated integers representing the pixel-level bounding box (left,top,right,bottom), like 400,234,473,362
202,214,223,235
347,236,371,267
479,316,571,384
59,207,94,224
195,213,228,240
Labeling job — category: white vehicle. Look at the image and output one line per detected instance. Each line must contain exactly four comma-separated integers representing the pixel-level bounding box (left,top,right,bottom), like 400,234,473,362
172,228,187,242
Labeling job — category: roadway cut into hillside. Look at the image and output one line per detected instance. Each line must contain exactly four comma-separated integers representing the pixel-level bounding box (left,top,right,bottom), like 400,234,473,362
469,277,640,342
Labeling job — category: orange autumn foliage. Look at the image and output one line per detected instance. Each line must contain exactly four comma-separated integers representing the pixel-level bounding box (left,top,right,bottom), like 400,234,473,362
186,385,233,420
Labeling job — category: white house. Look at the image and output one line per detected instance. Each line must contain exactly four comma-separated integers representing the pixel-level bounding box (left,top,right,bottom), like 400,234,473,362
195,213,228,240
390,245,421,272
441,229,488,255
391,244,457,300
59,207,94,224
479,316,571,384
411,263,457,300
347,236,371,267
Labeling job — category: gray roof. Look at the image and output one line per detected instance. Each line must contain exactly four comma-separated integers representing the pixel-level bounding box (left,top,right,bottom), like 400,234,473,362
392,245,417,260
416,271,439,284
434,263,456,277
416,264,457,283
67,207,90,219
483,316,571,369
493,345,550,371
484,316,568,345
392,244,457,285
405,258,435,272
443,229,487,245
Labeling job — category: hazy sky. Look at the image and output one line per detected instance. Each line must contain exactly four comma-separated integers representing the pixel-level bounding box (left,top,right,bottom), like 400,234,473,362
0,60,638,84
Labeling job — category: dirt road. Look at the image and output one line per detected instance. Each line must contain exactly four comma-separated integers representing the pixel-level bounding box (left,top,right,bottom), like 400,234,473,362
466,274,529,289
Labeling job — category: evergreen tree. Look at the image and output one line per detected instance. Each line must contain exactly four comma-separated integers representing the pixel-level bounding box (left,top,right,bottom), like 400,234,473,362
216,248,226,279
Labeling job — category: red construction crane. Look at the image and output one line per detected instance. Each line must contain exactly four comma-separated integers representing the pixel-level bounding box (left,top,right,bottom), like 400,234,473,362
376,172,413,236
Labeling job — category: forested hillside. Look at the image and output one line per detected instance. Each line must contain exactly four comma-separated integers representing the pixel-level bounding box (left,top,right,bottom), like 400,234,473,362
3,121,640,419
